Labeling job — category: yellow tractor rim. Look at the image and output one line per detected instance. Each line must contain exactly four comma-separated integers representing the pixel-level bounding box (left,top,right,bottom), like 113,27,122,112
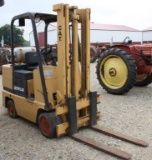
100,55,128,89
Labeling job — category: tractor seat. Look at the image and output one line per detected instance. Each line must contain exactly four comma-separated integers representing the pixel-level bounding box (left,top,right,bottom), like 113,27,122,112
25,52,39,70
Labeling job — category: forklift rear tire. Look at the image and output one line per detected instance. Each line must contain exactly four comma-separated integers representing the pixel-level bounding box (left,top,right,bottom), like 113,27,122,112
7,100,18,118
38,112,60,138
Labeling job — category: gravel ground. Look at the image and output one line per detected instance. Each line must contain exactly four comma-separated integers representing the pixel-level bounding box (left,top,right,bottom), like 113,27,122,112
0,62,152,160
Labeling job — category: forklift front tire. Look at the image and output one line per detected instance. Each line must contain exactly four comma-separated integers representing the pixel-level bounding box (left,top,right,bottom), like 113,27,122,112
38,112,57,138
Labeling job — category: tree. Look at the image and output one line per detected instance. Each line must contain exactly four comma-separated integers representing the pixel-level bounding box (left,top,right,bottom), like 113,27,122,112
0,24,26,46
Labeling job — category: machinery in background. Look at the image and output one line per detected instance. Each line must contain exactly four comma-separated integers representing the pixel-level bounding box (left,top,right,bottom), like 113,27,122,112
0,46,11,74
96,37,152,94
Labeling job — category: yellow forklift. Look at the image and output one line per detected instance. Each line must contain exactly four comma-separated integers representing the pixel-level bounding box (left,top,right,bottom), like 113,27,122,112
2,4,148,160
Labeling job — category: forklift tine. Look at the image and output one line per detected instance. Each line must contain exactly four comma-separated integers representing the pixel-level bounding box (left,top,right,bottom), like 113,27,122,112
91,125,148,147
72,133,132,160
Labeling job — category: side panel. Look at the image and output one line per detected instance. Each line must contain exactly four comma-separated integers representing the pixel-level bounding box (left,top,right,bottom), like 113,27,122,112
27,79,34,98
33,66,58,107
2,64,12,90
2,90,45,123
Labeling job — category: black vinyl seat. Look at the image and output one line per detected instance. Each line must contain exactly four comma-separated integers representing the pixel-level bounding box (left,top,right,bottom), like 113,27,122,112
25,52,39,70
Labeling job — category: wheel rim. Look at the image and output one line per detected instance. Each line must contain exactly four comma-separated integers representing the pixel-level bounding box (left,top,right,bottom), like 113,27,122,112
39,117,51,136
8,103,14,116
99,55,128,89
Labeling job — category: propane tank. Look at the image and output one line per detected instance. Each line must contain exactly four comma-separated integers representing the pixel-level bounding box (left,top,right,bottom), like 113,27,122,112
14,47,36,63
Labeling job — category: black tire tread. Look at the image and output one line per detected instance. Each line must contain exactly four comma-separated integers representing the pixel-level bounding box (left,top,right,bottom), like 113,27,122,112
38,112,60,138
134,74,152,87
96,48,137,95
90,46,98,63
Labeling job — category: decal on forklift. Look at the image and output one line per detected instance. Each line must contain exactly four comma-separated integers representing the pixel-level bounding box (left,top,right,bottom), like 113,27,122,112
44,70,53,79
14,86,24,92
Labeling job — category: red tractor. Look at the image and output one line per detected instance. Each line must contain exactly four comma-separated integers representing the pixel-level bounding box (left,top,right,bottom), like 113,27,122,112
96,37,152,95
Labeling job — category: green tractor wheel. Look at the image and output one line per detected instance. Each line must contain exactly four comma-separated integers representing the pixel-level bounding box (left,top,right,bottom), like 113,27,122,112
96,48,137,95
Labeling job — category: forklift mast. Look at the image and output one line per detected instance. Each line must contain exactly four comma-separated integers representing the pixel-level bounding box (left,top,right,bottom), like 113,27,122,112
53,4,90,101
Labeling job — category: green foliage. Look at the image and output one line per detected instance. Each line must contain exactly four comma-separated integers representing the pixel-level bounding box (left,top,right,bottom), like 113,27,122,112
0,24,26,46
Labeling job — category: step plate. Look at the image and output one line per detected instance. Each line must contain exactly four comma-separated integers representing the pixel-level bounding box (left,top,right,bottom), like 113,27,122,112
72,133,132,160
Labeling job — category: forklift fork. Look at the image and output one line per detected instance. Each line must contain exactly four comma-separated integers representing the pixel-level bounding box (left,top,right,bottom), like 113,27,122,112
68,92,148,160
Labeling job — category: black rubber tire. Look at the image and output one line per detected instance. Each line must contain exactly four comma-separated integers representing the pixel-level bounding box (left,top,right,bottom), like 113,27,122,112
90,46,98,63
7,100,18,118
38,112,61,138
134,74,152,87
0,50,9,74
96,48,137,95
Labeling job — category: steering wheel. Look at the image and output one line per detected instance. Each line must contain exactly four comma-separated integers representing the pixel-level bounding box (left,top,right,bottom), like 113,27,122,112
41,46,57,66
123,36,130,44
41,47,52,55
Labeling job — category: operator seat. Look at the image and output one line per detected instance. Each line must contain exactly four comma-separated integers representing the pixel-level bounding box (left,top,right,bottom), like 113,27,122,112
25,52,39,70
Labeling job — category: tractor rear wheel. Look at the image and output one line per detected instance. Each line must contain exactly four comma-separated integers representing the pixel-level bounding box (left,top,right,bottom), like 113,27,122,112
38,112,61,138
7,100,18,118
96,48,137,95
135,73,152,87
90,46,98,63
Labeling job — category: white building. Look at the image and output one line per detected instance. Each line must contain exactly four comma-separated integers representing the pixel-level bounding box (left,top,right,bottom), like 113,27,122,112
29,21,142,47
142,26,152,43
90,23,142,44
